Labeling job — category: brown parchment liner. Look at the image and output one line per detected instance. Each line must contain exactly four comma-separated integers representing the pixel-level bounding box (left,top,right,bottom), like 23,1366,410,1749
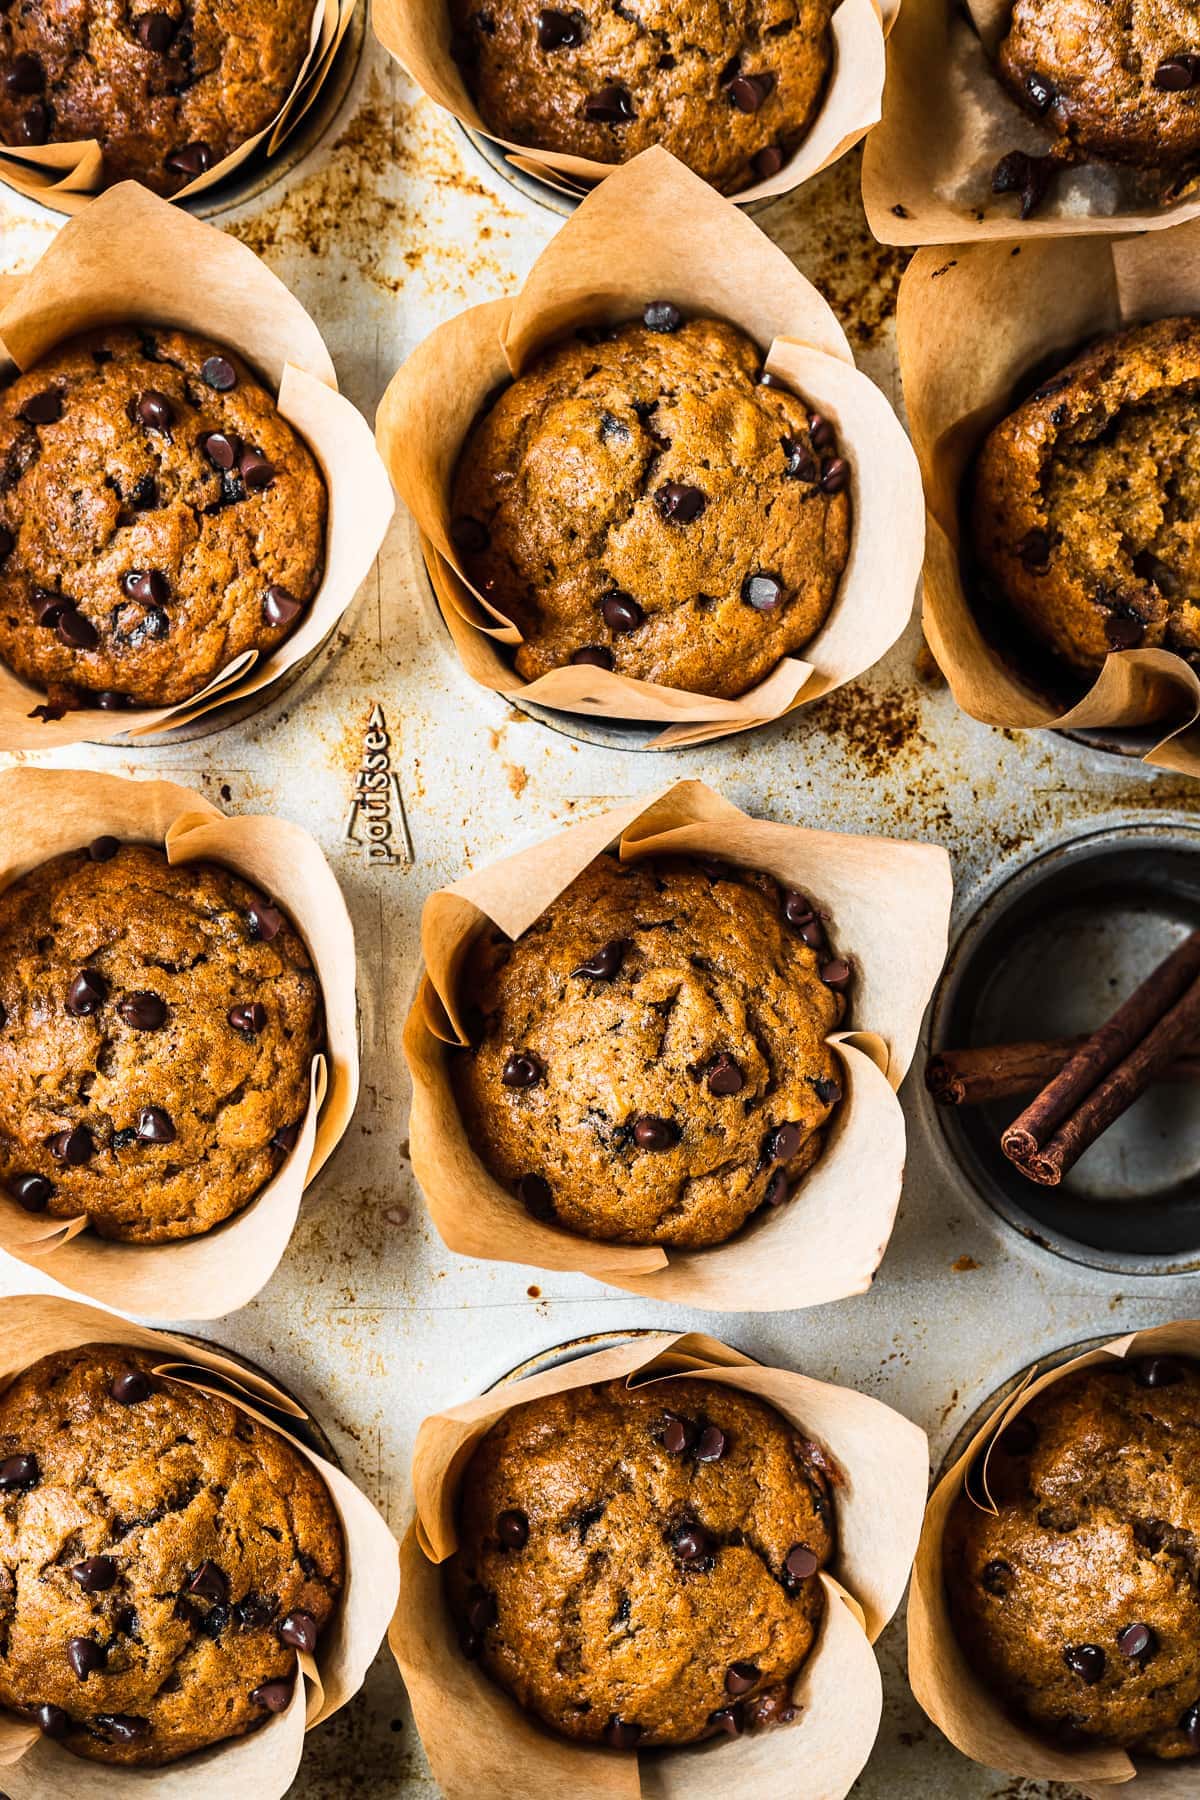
0,0,358,215
0,1292,398,1799
897,221,1200,778
402,778,952,1309
908,1319,1200,1797
0,766,358,1321
373,0,898,208
0,180,394,751
862,0,1200,245
376,147,923,749
390,1329,929,1800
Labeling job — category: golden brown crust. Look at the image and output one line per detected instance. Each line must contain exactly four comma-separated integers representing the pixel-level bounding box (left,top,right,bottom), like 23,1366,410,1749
0,1,312,196
449,0,835,195
0,1344,343,1766
0,841,323,1244
449,314,851,700
447,1376,834,1747
451,853,845,1249
0,326,326,711
971,316,1200,681
944,1356,1200,1759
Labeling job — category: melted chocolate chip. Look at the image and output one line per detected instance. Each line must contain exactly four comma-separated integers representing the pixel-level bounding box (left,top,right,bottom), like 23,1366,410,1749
742,571,782,611
135,12,176,52
1117,1622,1156,1660
8,1174,52,1212
35,1703,68,1739
785,1543,819,1580
783,436,818,482
1154,55,1200,90
1064,1644,1105,1684
49,1124,93,1165
709,1705,742,1737
264,585,304,628
729,72,775,112
187,1560,228,1602
643,301,682,333
247,898,284,941
96,1714,150,1744
696,1425,726,1462
0,1453,38,1490
752,145,784,179
584,83,635,122
764,1169,789,1207
767,1122,802,1162
201,355,237,392
88,835,120,862
56,603,99,649
573,938,628,981
201,430,241,471
121,569,168,606
819,958,852,989
725,1660,759,1694
501,1052,543,1088
19,100,49,144
67,969,107,1017
466,1586,497,1634
164,142,213,177
570,645,614,669
135,389,174,431
991,149,1055,218
602,590,643,633
271,1121,301,1154
136,1106,175,1145
278,1609,319,1653
5,53,44,95
813,1075,842,1106
251,1677,294,1712
111,1369,151,1405
228,1002,267,1034
604,1714,642,1749
706,1054,744,1096
820,457,849,495
672,1521,714,1563
497,1508,529,1549
633,1115,679,1151
67,1637,105,1680
1181,1701,1200,1750
537,6,584,48
662,1415,691,1455
655,482,706,523
118,992,166,1031
71,1556,117,1593
783,890,814,927
239,447,276,491
1025,71,1056,111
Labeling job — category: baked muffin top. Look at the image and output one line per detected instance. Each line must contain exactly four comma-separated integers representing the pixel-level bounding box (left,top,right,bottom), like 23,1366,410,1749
944,1355,1200,1759
0,2,313,195
971,316,1200,682
997,0,1200,173
0,325,326,713
0,839,322,1244
0,1343,343,1766
449,310,851,700
447,1376,834,1748
449,0,835,195
451,852,847,1249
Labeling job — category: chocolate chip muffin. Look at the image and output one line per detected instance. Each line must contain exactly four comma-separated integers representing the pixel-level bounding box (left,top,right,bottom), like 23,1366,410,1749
971,317,1200,681
0,325,326,714
0,837,322,1243
0,2,313,195
451,853,848,1248
447,1376,834,1748
450,0,835,194
0,1342,342,1766
449,310,851,698
997,0,1200,176
944,1354,1200,1759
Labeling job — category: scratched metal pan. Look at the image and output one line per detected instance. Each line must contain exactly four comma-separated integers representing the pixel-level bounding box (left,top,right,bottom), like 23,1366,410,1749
926,822,1200,1277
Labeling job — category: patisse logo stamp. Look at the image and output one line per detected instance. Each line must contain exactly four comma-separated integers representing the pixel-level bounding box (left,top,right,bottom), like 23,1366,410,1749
344,705,412,865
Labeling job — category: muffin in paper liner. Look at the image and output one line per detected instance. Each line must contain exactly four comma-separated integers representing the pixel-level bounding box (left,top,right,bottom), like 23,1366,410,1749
897,218,1200,778
390,1328,929,1800
401,777,952,1310
863,0,1200,245
0,1292,397,1798
908,1320,1200,1797
376,147,923,750
0,766,357,1321
374,0,897,208
0,1,358,215
0,179,394,749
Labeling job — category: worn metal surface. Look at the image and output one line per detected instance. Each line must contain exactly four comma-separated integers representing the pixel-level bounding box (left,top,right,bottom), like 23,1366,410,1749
0,22,1196,1798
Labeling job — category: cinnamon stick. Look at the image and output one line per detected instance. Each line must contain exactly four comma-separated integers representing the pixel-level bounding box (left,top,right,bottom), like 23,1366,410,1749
927,1035,1200,1106
1001,930,1200,1166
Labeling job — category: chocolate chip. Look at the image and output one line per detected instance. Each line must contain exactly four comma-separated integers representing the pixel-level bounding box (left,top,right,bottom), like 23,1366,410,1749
67,1637,105,1680
1025,71,1056,111
0,1453,38,1490
278,1609,319,1653
809,413,837,451
130,473,159,511
21,389,63,426
981,1558,1012,1597
662,1415,691,1455
725,1660,759,1694
602,590,643,633
604,1715,642,1750
121,569,168,606
248,898,284,941
8,1174,52,1213
497,1509,529,1549
752,145,784,179
234,1592,277,1630
450,515,488,555
111,1369,151,1405
813,1075,842,1105
49,1125,94,1165
246,1675,293,1714
135,389,174,431
135,11,176,51
67,969,107,1017
573,938,627,981
56,604,99,650
136,1106,175,1145
0,527,11,562
96,1715,149,1744
518,1173,554,1219
1018,529,1051,569
239,447,276,492
466,1586,497,1634
201,355,237,392
272,1121,302,1154
696,1425,726,1462
1154,56,1200,90
708,1705,742,1737
767,1122,802,1162
764,1169,789,1207
633,1115,679,1151
502,1052,542,1088
600,410,631,444
729,72,775,112
71,1556,117,1593
19,101,48,143
1117,1622,1156,1660
228,1002,267,1034
584,83,635,122
1182,1701,1200,1749
820,458,849,494
820,958,852,989
87,836,119,862
1106,609,1144,650
991,149,1055,218
706,1055,744,1096
742,571,782,611
537,6,584,48
1134,1355,1184,1387
35,1703,69,1739
5,53,44,95
783,890,814,927
643,301,682,333
118,992,166,1031
783,437,818,482
1001,1415,1037,1454
1064,1644,1105,1684
264,585,304,628
785,1543,819,1580
187,1560,228,1602
33,592,63,630
165,142,212,177
656,482,706,523
201,430,241,471
570,645,614,669
672,1522,714,1562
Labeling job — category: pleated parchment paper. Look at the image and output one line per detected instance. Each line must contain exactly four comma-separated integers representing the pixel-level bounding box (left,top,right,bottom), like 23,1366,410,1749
0,767,358,1321
898,221,1200,776
909,1320,1200,1797
377,147,923,749
0,180,394,750
403,778,952,1310
0,1292,398,1800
